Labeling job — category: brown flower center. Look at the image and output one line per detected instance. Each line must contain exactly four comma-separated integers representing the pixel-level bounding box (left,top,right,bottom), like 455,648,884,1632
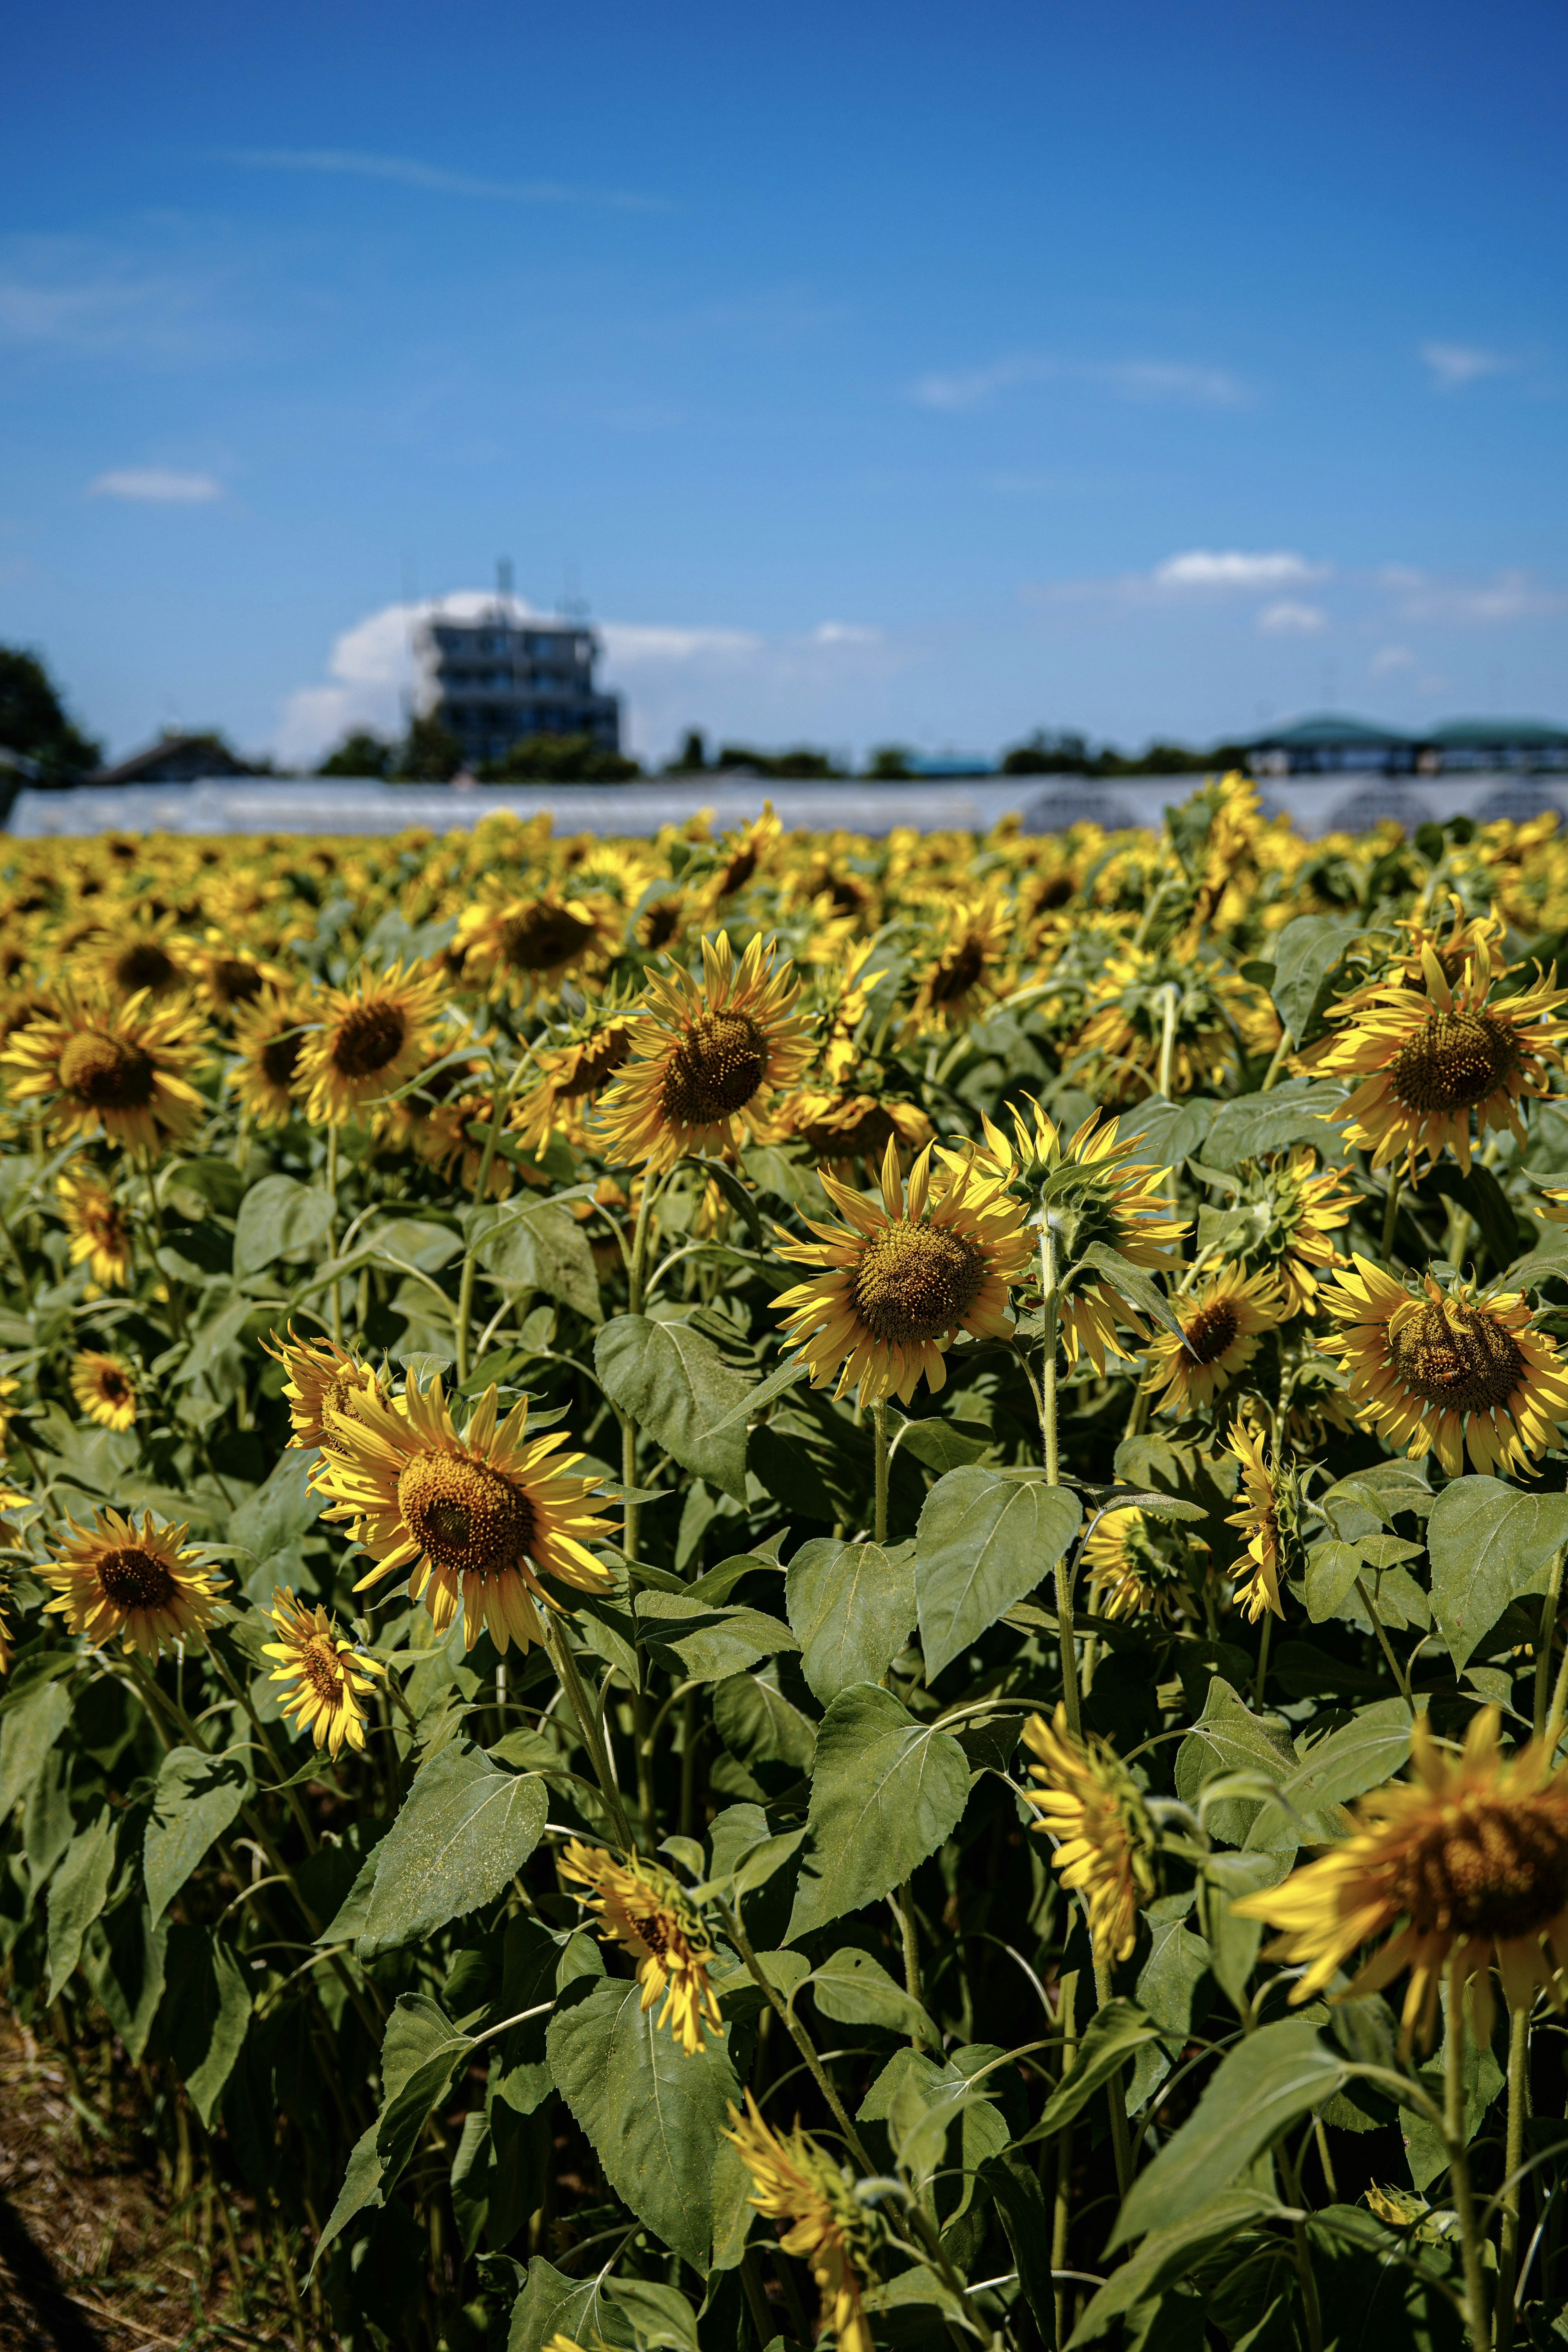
58,1030,158,1111
1388,1008,1522,1115
261,1030,303,1089
498,903,597,972
630,1906,674,1960
299,1635,349,1705
557,1029,632,1100
1388,1797,1568,1938
210,958,265,1007
1182,1300,1240,1365
114,942,180,995
1388,1298,1525,1414
330,1002,408,1079
660,1010,769,1125
718,845,758,895
642,902,681,951
96,1546,176,1610
96,1367,131,1404
801,1102,898,1163
396,1450,537,1580
852,1216,988,1344
927,938,987,1007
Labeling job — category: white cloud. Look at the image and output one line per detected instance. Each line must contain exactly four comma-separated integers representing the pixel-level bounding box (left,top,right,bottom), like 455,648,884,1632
1420,341,1515,390
1370,644,1417,675
811,621,882,646
1257,600,1327,635
597,622,761,666
1383,566,1562,624
88,467,222,503
913,354,1247,412
1153,549,1327,591
223,147,668,212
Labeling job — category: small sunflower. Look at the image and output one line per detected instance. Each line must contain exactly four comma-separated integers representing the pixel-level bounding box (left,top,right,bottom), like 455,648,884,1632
57,1170,132,1292
1082,1506,1195,1624
1022,1705,1158,1963
261,1586,386,1758
1142,1266,1284,1416
295,960,448,1127
315,1374,616,1652
42,1507,227,1659
510,1014,637,1158
1234,1706,1568,2051
595,932,812,1173
187,933,288,1023
1208,1146,1354,1316
227,986,311,1128
1223,1419,1296,1623
1319,1255,1568,1477
70,1349,137,1431
455,890,615,1005
903,891,1011,1033
722,2091,879,2352
1071,947,1256,1102
0,1476,32,1674
783,1085,933,1180
259,1327,386,1457
558,1841,723,2055
1,988,207,1154
774,1134,1031,1405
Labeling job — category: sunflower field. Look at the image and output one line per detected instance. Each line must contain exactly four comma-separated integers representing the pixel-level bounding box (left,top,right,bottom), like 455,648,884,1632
8,780,1568,2352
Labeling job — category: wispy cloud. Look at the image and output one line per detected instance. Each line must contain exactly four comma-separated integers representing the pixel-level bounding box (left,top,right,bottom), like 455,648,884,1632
1257,600,1327,635
913,354,1247,412
88,467,222,503
224,147,671,213
0,242,209,357
1419,341,1516,390
1380,564,1562,623
1153,549,1327,591
1370,644,1417,674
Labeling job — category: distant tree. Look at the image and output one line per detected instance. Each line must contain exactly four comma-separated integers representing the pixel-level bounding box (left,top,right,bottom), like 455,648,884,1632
0,646,102,780
317,729,395,779
768,748,842,779
668,728,707,773
477,733,639,784
864,744,914,780
394,715,464,782
1000,730,1090,775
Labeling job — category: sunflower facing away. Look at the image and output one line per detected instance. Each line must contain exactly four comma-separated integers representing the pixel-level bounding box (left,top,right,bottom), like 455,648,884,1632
295,960,448,1127
723,2092,879,2352
43,1507,227,1659
1,988,206,1154
1141,1266,1284,1417
783,1085,933,1180
595,931,812,1174
1212,1146,1355,1316
1320,1255,1568,1477
57,1170,132,1292
775,1134,1031,1405
1234,1706,1568,2050
315,1374,616,1652
558,1841,723,2055
1223,1419,1297,1623
1082,1506,1195,1624
261,1586,386,1758
70,1349,137,1431
227,986,311,1128
1023,1705,1158,1964
261,1327,387,1458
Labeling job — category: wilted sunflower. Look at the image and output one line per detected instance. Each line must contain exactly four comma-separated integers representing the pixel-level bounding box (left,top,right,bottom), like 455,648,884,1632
57,1170,132,1291
1319,1255,1568,1477
903,892,1011,1033
261,1586,386,1758
1209,1147,1354,1316
1142,1266,1284,1416
260,1327,386,1457
295,960,448,1126
1314,942,1568,1178
1234,1706,1568,2050
43,1507,227,1659
456,889,615,1005
1022,1705,1158,1963
723,2092,879,2352
315,1374,616,1652
595,931,812,1173
775,1135,1031,1405
1082,1507,1195,1624
1,988,206,1154
1223,1420,1296,1622
227,986,311,1127
70,1349,137,1431
558,1841,723,2055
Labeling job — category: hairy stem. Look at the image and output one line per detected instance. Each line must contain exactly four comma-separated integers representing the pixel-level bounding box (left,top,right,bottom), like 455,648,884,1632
1535,1549,1565,1739
1497,2003,1530,2351
873,1399,889,1547
1445,1967,1491,2352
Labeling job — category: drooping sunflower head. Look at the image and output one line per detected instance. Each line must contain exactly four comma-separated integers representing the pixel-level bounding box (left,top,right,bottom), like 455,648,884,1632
1082,1506,1200,1624
774,1134,1032,1406
1072,947,1254,1102
42,1506,227,1659
0,988,207,1154
559,1841,723,2056
455,889,615,1005
57,1169,132,1292
1022,1704,1158,1962
1223,1418,1302,1623
260,1327,386,1457
295,960,449,1127
70,1349,137,1431
227,985,312,1128
723,2090,880,2352
1205,1146,1355,1316
261,1586,386,1758
1141,1266,1285,1417
902,892,1011,1035
706,804,784,902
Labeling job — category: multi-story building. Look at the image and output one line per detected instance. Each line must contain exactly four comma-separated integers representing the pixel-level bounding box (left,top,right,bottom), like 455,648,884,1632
419,599,621,768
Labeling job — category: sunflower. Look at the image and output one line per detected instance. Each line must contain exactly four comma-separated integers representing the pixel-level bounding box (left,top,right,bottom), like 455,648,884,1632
510,1015,637,1158
259,1327,386,1457
903,892,1011,1033
1313,943,1568,1178
57,1170,132,1291
1223,1420,1295,1623
1141,1267,1284,1417
261,1586,386,1758
294,960,448,1127
1,988,207,1154
1234,1706,1568,2051
227,986,313,1128
1209,1146,1354,1316
1082,1507,1195,1623
722,2092,879,2352
1071,947,1253,1102
774,1135,1031,1406
86,914,190,1004
188,933,288,1024
594,932,812,1174
1022,1705,1158,1963
42,1507,227,1659
1319,1256,1568,1477
706,803,783,901
455,890,615,1005
782,1086,933,1180
558,1842,723,2055
70,1349,137,1431
314,1374,616,1652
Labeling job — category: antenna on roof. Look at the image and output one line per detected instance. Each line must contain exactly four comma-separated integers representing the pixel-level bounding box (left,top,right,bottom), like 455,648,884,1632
497,557,514,613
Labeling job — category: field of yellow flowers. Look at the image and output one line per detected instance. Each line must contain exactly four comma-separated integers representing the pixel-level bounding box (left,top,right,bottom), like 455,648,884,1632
6,777,1568,2352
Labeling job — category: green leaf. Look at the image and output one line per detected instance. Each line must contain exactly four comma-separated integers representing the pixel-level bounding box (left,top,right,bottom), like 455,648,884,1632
474,1199,602,1323
229,1445,324,1559
233,1173,336,1276
914,1468,1082,1679
143,1746,252,1929
893,1415,993,1472
0,1674,72,1818
711,1674,816,1776
699,1352,810,1435
607,2278,699,2351
315,1993,478,2265
1111,2019,1347,2247
635,1590,798,1683
1202,1079,1352,1169
1067,2191,1285,2345
160,1923,252,2128
1075,1242,1185,1340
82,1899,167,2064
1135,1896,1212,2040
1114,1096,1217,1170
1174,1679,1295,1846
1013,2001,1162,2149
595,1314,752,1502
47,1806,118,2000
1196,1850,1287,2006
1245,1698,1413,1854
1268,914,1376,1046
357,1744,548,1957
505,2256,632,2352
546,1976,744,2269
787,1685,971,1938
1427,1476,1568,1668
785,1537,918,1703
1304,1539,1368,1622
808,1946,934,2043
174,1289,261,1387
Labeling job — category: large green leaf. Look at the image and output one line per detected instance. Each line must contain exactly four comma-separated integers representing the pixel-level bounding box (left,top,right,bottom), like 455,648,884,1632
787,1685,971,1937
1245,1697,1413,1854
1013,2001,1162,2148
914,1468,1082,1679
595,1314,751,1501
1068,2191,1285,2345
357,1744,548,1957
474,1198,601,1323
143,1745,252,1928
546,1976,744,2269
1202,1080,1351,1170
635,1590,797,1683
711,1672,817,1776
808,1946,934,2043
233,1173,336,1276
784,1536,918,1702
46,1806,118,2000
229,1446,325,1559
159,1924,253,2128
1111,2019,1347,2247
316,1994,478,2263
1135,1897,1212,2039
1268,914,1376,1047
1174,1678,1295,1846
82,1899,167,2064
505,2256,633,2352
0,1673,72,1818
1427,1476,1568,1668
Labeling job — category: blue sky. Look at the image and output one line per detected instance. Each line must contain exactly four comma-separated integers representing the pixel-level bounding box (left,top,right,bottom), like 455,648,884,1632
2,0,1565,765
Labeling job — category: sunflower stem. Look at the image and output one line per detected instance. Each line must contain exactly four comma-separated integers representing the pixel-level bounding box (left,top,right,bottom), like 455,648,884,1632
1051,1968,1078,2350
1381,1169,1403,1265
1445,1966,1492,2352
1276,2138,1325,2352
546,1617,632,1850
893,1878,923,2039
1355,1575,1417,1716
454,1060,519,1385
324,1125,342,1346
1040,1223,1082,1736
1498,2003,1531,2350
1253,1608,1274,1708
1156,983,1178,1099
1258,1029,1292,1094
1092,1953,1134,2196
1534,1549,1564,1739
873,1400,890,1546
715,1897,876,2172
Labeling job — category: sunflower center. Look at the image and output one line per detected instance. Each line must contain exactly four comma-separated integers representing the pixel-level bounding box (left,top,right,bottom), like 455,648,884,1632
802,1103,897,1162
1182,1301,1240,1365
300,1637,348,1705
261,1030,303,1089
321,1372,376,1450
331,1003,408,1079
1387,1009,1521,1114
558,1029,632,1100
96,1546,176,1610
114,942,178,993
661,1011,769,1124
719,846,758,895
58,1030,157,1110
643,903,681,951
499,904,597,971
1389,1299,1525,1413
630,1905,674,1960
97,1368,131,1403
211,958,264,1007
928,940,987,1006
1390,1797,1568,1938
852,1216,988,1344
396,1450,537,1580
